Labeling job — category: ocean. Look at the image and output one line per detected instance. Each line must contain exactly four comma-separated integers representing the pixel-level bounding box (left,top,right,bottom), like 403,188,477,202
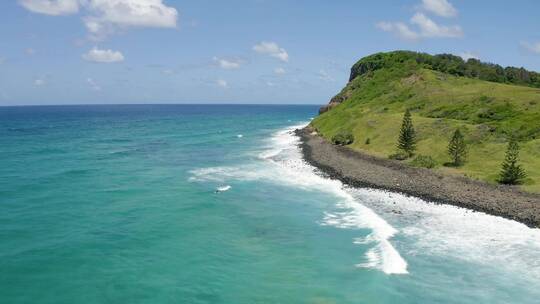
1,104,539,303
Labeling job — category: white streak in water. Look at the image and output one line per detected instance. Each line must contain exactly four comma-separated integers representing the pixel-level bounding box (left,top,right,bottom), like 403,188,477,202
215,185,231,192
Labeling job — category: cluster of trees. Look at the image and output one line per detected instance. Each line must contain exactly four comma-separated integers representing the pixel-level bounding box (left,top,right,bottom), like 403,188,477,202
395,110,527,185
417,53,540,87
350,51,540,88
331,132,354,146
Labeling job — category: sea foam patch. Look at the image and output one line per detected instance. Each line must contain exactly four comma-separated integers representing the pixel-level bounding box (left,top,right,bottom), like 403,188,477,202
350,187,540,281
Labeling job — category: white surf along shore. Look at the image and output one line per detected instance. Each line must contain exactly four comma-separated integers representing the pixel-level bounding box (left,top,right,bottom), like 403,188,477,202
191,123,408,275
190,123,540,278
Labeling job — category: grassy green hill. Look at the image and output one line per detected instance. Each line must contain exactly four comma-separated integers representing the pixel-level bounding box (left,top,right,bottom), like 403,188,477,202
311,51,540,192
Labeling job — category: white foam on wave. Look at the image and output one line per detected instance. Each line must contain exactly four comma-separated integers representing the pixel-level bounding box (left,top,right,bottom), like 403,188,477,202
319,189,408,274
190,122,409,274
215,185,231,192
350,187,540,281
189,122,540,281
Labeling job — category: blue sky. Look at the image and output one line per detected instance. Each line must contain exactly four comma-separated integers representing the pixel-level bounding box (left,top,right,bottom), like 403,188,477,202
1,0,540,105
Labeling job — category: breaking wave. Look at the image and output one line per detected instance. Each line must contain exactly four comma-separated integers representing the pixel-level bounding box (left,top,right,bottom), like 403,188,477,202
190,123,409,274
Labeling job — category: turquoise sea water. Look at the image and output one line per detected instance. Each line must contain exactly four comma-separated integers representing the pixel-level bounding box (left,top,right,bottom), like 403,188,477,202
1,105,540,303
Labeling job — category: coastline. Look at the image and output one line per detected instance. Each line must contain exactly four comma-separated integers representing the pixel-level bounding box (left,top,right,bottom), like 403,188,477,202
296,127,540,228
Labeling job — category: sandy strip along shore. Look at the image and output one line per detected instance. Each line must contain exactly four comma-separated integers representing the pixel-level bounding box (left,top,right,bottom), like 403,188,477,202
296,127,540,228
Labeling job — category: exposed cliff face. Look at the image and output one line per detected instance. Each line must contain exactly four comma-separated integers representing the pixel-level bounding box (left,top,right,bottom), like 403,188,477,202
319,51,394,114
319,68,358,114
319,93,348,114
319,81,356,114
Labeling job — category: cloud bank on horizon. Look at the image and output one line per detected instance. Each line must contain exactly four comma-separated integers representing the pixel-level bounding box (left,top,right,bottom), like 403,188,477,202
1,0,539,105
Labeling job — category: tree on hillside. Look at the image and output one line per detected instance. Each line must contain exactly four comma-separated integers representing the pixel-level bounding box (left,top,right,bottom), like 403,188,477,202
499,138,527,185
448,128,467,166
397,109,416,157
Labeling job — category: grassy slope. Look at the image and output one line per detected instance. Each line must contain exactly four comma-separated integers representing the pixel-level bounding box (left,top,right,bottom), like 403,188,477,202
311,65,540,192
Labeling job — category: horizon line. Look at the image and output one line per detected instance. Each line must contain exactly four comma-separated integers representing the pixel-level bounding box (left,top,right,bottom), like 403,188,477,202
0,103,324,108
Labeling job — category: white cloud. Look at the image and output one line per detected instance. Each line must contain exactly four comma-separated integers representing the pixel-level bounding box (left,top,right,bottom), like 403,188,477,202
394,23,422,40
318,69,334,82
421,0,457,18
19,0,178,40
213,57,242,69
18,0,79,16
377,13,462,41
274,67,286,75
253,41,289,62
82,0,178,39
375,21,393,32
82,47,124,63
521,41,540,54
216,79,228,88
411,13,462,38
377,22,420,41
87,78,101,91
460,51,479,61
34,78,45,86
266,81,275,87
377,0,462,41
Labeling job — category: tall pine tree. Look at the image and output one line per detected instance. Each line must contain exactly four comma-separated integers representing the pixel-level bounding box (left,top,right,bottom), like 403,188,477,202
448,128,467,166
397,109,416,157
499,138,527,185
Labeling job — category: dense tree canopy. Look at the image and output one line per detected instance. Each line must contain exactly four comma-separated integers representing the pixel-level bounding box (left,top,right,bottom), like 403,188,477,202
350,51,540,88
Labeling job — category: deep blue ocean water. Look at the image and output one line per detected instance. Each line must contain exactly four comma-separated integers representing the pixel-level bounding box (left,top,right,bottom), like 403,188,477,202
1,105,540,303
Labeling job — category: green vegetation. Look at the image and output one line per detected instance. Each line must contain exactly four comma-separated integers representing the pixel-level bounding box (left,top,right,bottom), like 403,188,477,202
447,129,467,166
411,155,437,168
499,139,527,185
397,109,417,157
311,51,540,192
331,131,354,146
388,151,410,161
349,51,540,88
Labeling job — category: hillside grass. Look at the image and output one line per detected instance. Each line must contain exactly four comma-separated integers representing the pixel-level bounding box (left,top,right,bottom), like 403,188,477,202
312,68,540,192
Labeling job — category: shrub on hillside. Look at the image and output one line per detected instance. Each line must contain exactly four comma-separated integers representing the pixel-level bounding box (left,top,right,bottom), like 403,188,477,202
331,132,354,146
411,155,437,168
388,151,409,161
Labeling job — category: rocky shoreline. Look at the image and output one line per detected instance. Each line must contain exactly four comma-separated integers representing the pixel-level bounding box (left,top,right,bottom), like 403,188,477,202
296,127,540,228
